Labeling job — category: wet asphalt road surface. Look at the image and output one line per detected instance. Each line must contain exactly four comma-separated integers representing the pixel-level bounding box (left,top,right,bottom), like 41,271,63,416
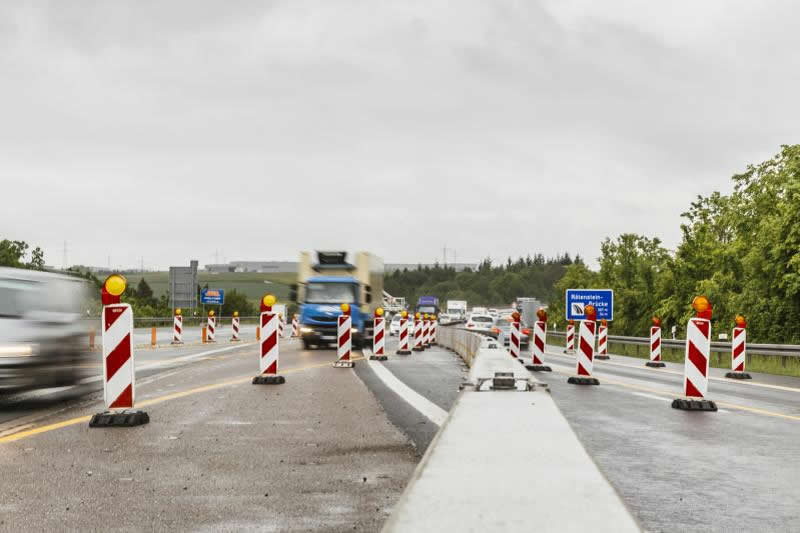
2,325,799,532
533,343,800,533
0,339,420,532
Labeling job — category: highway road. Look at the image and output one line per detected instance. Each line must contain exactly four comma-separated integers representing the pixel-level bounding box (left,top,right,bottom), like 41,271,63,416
537,342,800,532
0,328,798,531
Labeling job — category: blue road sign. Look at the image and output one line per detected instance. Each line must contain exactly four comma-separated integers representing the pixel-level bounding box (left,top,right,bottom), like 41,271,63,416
201,288,225,305
565,289,613,321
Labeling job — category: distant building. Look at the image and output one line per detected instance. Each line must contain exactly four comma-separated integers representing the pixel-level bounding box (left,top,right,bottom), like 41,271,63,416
204,261,475,273
204,261,299,273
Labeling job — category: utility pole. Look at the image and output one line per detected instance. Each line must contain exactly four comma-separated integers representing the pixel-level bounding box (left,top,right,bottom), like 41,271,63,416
443,246,447,267
62,241,68,270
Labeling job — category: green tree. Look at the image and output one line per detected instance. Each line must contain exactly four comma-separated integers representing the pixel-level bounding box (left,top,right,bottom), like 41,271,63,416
136,278,154,302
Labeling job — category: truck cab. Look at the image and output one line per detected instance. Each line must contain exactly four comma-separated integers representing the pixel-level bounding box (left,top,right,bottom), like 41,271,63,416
415,295,440,317
292,251,383,350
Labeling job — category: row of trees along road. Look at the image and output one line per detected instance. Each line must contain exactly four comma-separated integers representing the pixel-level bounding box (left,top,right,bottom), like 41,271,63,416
547,145,800,344
385,253,581,311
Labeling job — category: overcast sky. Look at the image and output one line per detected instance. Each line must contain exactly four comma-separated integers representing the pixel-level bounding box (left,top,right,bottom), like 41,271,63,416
2,1,798,270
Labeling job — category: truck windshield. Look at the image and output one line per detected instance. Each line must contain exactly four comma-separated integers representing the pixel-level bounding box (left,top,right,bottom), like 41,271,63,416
418,306,437,314
305,282,357,304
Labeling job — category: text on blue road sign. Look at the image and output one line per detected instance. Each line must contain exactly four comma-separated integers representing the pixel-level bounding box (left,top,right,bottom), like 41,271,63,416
201,288,225,305
566,289,613,321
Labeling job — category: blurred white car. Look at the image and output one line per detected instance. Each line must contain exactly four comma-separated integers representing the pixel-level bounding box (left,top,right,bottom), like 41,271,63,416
389,314,403,336
466,314,493,333
0,267,91,393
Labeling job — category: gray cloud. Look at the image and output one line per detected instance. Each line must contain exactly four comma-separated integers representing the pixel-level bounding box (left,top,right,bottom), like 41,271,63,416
1,1,798,269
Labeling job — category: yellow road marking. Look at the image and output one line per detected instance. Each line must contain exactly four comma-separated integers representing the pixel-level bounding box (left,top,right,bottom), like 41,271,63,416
545,349,800,394
0,357,363,444
547,364,800,422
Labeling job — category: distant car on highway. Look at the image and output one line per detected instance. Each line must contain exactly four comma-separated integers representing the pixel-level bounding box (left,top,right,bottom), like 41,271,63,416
465,314,493,333
389,313,403,336
489,316,530,348
0,267,91,395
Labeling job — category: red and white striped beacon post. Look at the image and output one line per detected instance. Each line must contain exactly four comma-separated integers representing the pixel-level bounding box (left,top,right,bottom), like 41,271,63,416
278,313,286,340
646,316,666,368
206,310,216,343
726,315,752,379
370,307,387,361
595,318,610,360
509,311,521,359
412,312,424,352
430,314,438,346
397,310,412,355
528,308,552,371
334,303,355,368
231,311,240,342
291,314,299,338
171,308,183,345
568,304,599,385
422,314,431,349
672,296,717,411
564,320,576,354
253,294,284,384
89,274,149,427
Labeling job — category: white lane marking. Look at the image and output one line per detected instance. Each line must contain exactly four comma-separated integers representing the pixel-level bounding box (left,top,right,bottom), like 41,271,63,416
363,349,449,426
77,341,257,385
631,392,671,402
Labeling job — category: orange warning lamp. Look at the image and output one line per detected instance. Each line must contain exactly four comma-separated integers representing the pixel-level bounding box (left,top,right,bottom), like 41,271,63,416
261,294,276,312
735,314,747,329
375,307,385,318
175,308,182,316
432,314,437,321
568,319,575,326
512,311,521,322
692,296,712,320
101,274,126,305
208,309,215,317
600,318,608,327
401,310,408,319
415,312,421,320
584,304,597,321
652,316,661,328
423,313,429,320
536,308,548,322
233,311,239,318
341,303,351,316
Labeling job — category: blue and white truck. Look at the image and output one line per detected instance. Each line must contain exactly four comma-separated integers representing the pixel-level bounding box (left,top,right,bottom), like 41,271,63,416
291,251,384,350
415,295,440,317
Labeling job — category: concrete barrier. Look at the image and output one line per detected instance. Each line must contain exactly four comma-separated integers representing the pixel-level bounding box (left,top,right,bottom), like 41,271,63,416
385,328,640,532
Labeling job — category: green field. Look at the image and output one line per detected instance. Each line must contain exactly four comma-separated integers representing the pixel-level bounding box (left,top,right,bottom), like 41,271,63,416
125,271,297,306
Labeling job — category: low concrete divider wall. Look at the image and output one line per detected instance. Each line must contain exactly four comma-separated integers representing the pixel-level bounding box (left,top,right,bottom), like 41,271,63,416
384,329,641,532
436,325,482,367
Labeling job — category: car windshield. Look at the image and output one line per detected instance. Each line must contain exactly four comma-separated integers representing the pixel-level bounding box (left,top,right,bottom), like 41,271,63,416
495,319,510,327
305,282,357,304
472,316,492,323
392,315,402,323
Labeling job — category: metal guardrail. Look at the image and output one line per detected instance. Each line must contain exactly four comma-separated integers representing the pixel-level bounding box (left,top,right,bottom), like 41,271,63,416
549,330,800,359
79,316,262,327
